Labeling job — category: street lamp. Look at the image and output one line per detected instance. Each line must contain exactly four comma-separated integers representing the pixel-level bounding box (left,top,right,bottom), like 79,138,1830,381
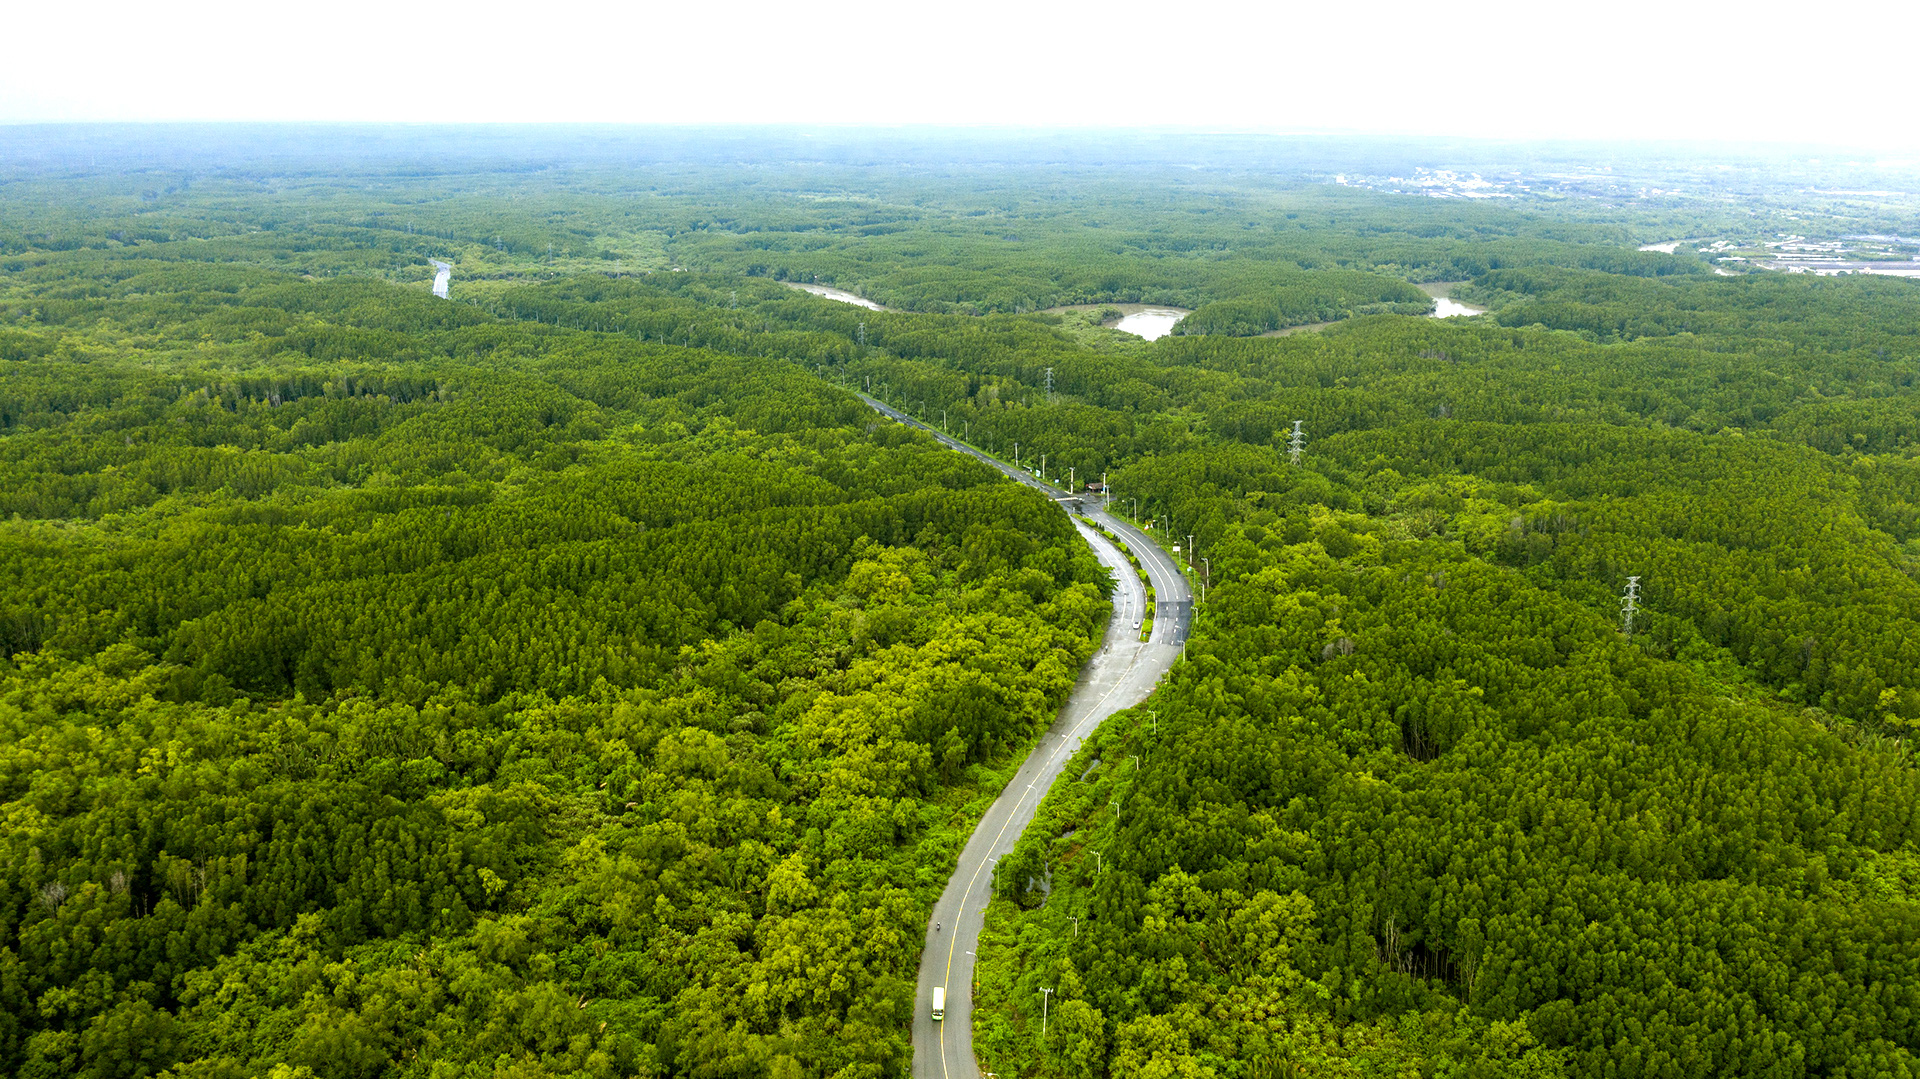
1040,987,1053,1036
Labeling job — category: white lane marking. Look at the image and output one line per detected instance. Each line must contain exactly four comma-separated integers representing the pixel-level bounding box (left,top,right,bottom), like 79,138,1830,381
859,393,1185,1077
938,530,1149,1079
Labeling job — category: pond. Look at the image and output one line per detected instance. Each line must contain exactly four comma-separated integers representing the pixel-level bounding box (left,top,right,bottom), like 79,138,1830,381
1113,308,1189,341
1431,296,1486,318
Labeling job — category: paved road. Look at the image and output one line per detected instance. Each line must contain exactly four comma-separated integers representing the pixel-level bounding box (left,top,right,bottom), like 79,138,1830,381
853,393,1192,1079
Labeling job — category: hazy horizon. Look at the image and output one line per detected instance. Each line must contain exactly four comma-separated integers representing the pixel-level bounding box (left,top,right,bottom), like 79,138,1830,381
6,0,1918,152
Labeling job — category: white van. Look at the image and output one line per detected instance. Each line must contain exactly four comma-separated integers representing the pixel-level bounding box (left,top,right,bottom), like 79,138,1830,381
931,986,946,1021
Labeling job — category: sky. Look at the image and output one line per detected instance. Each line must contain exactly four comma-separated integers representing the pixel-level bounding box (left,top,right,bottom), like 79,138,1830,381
5,0,1917,151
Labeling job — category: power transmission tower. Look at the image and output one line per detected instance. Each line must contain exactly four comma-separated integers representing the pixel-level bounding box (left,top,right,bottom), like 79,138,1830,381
1621,576,1642,636
1045,366,1054,402
856,322,866,347
1287,420,1306,466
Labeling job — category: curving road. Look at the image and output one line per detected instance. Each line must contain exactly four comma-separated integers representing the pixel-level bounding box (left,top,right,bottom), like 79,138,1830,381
852,393,1192,1079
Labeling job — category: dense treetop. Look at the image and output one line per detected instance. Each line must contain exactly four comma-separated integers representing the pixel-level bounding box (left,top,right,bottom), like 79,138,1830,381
2,133,1919,1078
0,262,1110,1078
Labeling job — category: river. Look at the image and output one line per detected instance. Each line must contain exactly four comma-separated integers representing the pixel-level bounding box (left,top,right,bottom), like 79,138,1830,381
1418,282,1485,318
1764,262,1920,279
785,282,888,310
430,260,452,299
802,283,1492,333
1040,303,1193,341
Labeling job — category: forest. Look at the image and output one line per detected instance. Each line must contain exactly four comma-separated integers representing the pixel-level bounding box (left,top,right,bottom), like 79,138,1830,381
2,128,1919,1078
0,259,1112,1077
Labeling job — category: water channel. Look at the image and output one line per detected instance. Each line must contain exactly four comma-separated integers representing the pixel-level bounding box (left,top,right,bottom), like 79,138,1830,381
430,260,452,299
